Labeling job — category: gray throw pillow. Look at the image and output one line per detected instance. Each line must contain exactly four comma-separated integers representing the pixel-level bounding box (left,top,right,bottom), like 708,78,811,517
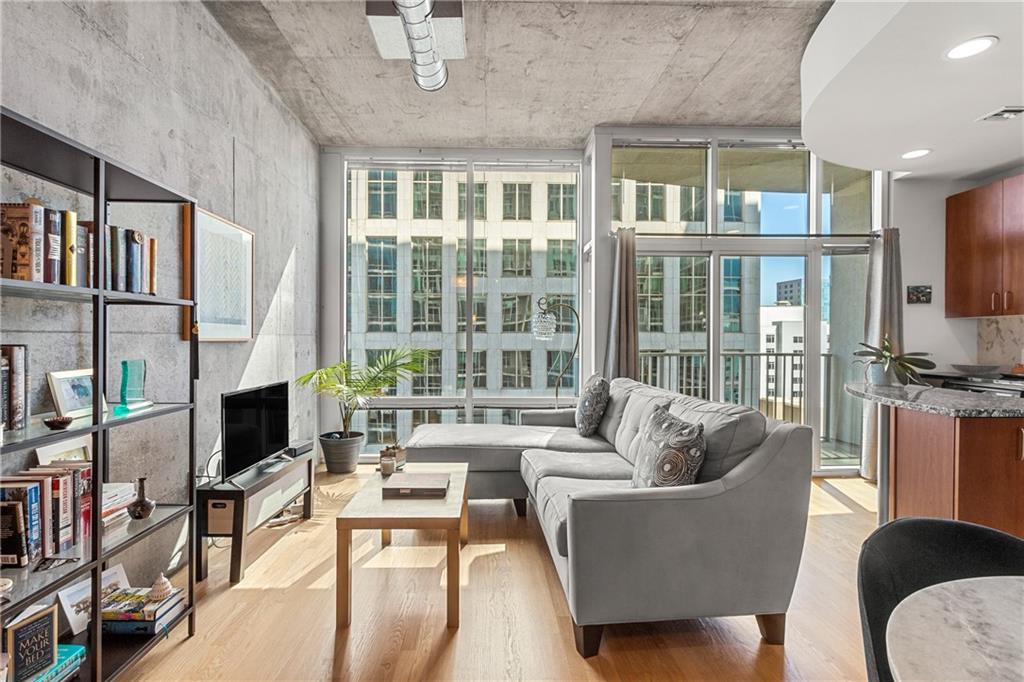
575,374,610,436
632,405,706,488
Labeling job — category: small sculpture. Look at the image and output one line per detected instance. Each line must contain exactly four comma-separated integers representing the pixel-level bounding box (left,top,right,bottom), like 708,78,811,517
148,573,173,602
127,476,156,520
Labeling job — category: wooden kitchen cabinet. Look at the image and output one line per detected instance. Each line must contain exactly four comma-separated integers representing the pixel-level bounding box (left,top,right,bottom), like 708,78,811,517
889,407,1024,537
945,172,1023,318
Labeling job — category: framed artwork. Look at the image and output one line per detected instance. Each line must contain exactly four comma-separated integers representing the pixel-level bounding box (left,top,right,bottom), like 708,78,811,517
182,206,254,342
907,285,932,304
35,435,92,465
45,369,108,419
57,564,129,635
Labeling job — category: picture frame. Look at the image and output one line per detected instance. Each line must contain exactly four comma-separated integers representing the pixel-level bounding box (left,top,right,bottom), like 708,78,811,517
35,435,92,465
6,602,58,681
56,564,129,636
906,285,933,304
45,369,108,419
181,206,254,342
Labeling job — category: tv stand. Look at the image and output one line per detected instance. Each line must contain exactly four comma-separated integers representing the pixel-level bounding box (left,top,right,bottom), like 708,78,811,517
196,442,315,584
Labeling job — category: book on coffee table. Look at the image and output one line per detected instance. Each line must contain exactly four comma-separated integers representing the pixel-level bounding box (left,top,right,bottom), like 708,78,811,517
381,473,450,499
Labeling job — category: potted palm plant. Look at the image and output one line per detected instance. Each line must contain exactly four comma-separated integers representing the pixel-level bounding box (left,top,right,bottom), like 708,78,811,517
854,335,937,386
297,348,427,474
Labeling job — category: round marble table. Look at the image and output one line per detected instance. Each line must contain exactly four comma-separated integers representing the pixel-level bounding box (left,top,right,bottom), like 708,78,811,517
886,576,1024,681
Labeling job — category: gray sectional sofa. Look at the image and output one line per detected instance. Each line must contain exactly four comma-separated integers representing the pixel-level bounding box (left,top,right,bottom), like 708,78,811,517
404,378,813,656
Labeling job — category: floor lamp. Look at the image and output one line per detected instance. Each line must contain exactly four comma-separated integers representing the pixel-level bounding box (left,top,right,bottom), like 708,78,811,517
532,296,580,408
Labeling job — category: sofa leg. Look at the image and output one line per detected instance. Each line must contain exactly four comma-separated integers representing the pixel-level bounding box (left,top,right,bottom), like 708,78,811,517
513,498,527,517
572,621,604,658
756,613,786,644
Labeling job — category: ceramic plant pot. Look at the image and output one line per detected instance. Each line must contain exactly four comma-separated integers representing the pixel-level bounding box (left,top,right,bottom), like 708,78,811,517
320,431,364,474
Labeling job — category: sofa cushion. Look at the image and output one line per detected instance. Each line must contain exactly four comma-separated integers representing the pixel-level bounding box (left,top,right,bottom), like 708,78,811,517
521,448,633,497
533,476,632,557
667,397,766,482
405,424,613,472
631,406,706,488
596,377,644,444
575,375,610,436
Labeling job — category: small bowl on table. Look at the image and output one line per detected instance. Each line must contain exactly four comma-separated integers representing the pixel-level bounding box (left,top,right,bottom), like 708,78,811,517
43,416,74,431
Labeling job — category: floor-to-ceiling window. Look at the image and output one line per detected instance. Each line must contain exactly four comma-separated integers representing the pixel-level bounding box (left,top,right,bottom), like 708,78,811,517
345,160,579,452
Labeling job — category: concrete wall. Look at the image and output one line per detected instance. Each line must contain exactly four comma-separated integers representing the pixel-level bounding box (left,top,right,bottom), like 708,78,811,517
892,177,977,366
1,1,318,585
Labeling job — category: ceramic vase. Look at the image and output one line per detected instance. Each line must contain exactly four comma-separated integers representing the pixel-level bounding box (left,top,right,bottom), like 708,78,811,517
127,477,156,520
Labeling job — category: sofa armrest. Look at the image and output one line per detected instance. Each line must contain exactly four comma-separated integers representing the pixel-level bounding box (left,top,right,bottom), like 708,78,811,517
564,423,812,626
520,408,576,427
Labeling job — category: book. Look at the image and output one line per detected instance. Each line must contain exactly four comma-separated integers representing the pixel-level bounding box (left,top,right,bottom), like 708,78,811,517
125,229,144,293
30,466,83,546
101,598,186,635
0,202,44,281
0,482,41,563
102,587,183,621
108,225,120,290
5,603,58,682
42,209,61,284
1,356,8,430
381,473,450,499
141,235,150,295
148,237,158,295
2,475,49,559
74,224,89,288
49,461,92,542
34,644,86,682
0,500,28,567
60,210,77,286
0,345,26,430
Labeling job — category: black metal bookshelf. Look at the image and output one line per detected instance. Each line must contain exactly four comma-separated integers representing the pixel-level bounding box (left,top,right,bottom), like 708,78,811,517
0,108,198,680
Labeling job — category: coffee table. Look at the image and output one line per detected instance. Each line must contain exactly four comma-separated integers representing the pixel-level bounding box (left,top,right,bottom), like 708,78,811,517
336,462,469,629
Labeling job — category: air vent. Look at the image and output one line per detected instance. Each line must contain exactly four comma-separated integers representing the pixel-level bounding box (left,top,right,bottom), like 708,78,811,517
977,106,1024,122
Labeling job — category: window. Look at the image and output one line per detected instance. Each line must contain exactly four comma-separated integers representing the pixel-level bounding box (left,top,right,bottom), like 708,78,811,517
367,237,397,331
413,171,443,219
545,294,576,332
639,354,660,387
502,239,531,276
457,238,487,277
502,351,531,388
458,182,487,220
346,174,352,219
457,350,487,389
611,180,622,221
411,409,442,429
679,256,707,332
411,237,442,331
501,294,532,332
547,350,576,389
366,409,397,446
635,182,665,221
680,185,705,223
637,256,664,332
765,334,776,344
458,295,487,332
721,257,742,333
722,190,743,223
366,350,396,395
793,336,804,343
766,347,775,354
503,183,531,220
412,351,442,395
822,161,872,234
546,239,575,277
717,147,808,234
367,169,397,219
547,183,576,220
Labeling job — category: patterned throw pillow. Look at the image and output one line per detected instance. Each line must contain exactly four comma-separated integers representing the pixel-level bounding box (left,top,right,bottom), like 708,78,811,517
575,374,610,436
631,405,706,488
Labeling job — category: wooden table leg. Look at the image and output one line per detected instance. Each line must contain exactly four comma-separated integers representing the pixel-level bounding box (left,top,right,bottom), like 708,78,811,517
460,497,469,546
337,527,351,628
381,528,391,546
447,528,460,628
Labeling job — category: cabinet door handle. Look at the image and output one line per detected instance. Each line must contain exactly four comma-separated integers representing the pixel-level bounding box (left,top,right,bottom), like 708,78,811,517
1019,427,1024,462
992,292,1000,312
1005,291,1013,311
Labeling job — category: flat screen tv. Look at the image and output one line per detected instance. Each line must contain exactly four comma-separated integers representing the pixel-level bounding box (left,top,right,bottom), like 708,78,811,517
221,381,289,482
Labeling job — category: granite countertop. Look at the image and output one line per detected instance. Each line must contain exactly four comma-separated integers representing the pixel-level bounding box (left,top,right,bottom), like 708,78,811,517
845,382,1024,418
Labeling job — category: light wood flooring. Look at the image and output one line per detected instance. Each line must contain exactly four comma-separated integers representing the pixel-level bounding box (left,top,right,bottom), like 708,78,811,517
129,467,877,681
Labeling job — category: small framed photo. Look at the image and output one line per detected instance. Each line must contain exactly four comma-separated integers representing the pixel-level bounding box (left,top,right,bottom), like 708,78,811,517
35,435,92,465
57,564,129,635
45,369,107,419
906,285,932,304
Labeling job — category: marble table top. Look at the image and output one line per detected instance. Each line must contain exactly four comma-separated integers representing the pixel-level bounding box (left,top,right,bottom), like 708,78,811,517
845,382,1024,418
886,576,1024,681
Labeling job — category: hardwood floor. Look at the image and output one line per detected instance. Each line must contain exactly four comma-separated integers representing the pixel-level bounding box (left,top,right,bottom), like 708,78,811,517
129,467,877,681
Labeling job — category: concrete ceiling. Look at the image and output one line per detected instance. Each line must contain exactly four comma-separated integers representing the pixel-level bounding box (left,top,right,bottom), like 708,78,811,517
204,0,831,149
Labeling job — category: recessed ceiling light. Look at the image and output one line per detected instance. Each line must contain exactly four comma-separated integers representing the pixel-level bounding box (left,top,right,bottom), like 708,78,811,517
901,149,931,160
946,36,998,60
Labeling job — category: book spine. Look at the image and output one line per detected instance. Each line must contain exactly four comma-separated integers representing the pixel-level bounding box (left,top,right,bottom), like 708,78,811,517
108,225,118,290
75,225,89,288
0,501,28,567
61,210,77,286
30,204,44,282
2,345,26,430
43,209,62,284
125,229,143,294
141,235,150,295
87,227,94,288
57,476,73,551
149,237,158,295
116,227,127,291
79,468,92,542
0,485,40,562
0,203,44,281
1,356,8,430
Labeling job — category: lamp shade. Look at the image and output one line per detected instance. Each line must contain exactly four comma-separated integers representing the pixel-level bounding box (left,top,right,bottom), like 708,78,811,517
532,310,557,340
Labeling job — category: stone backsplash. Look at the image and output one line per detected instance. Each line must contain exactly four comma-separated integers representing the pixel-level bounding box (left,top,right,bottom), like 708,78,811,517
978,316,1024,366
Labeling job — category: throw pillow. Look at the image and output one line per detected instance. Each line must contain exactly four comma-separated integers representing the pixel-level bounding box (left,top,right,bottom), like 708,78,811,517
575,374,610,436
631,405,706,488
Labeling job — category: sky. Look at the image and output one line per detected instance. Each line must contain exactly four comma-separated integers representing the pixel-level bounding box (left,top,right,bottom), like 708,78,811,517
758,192,811,305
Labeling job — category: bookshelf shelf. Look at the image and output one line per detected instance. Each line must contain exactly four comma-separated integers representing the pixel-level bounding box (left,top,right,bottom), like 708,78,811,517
1,108,197,680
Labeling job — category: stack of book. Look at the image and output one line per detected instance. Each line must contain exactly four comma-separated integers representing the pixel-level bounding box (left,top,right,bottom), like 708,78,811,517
102,482,136,541
0,461,92,566
29,644,87,682
0,201,159,295
101,585,185,635
0,344,27,431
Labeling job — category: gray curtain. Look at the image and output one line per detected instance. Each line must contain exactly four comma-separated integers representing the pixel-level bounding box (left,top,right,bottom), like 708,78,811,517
860,226,904,480
604,228,639,379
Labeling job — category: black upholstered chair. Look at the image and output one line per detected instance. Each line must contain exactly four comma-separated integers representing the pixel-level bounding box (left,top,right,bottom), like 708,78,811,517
857,518,1024,682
